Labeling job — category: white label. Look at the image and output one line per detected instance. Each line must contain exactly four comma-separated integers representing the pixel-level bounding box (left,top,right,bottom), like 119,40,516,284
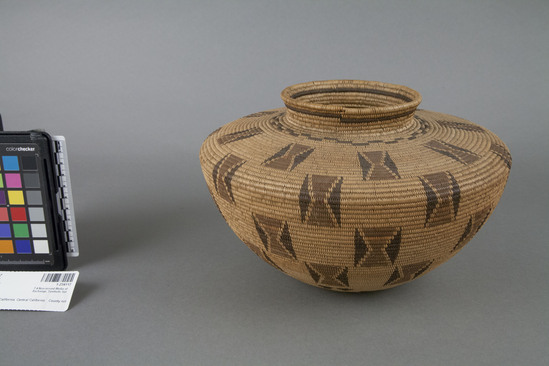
0,271,79,312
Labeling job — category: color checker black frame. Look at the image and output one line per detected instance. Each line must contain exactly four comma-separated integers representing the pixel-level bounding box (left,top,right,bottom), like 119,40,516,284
0,131,69,270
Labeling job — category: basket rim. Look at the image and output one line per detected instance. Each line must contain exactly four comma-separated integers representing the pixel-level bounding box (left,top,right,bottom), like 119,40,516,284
280,80,422,120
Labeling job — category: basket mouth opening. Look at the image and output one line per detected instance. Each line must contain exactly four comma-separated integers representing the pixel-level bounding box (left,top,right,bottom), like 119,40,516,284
281,80,422,120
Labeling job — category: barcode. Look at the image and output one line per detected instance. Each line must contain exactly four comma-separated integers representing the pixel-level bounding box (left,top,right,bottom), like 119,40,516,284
41,273,76,283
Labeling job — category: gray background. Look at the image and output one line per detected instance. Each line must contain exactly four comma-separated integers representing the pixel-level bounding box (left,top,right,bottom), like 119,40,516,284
1,1,548,365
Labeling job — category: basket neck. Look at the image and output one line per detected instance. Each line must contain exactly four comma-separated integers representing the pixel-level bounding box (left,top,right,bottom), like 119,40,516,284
280,80,422,132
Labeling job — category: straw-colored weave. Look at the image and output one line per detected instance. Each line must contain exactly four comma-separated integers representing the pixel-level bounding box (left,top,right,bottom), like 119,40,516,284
200,80,511,292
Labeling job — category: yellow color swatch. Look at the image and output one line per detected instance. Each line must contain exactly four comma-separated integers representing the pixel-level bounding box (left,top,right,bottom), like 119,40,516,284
0,240,13,253
8,191,25,205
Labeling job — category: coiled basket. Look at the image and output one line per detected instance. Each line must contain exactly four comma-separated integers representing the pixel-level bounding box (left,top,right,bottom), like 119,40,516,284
200,80,511,292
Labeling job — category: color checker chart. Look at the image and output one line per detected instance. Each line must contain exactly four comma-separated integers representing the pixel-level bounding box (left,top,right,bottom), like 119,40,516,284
0,132,78,271
0,154,50,256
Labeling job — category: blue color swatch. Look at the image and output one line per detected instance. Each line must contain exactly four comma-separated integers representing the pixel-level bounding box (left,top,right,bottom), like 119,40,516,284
0,224,11,237
2,156,19,171
15,240,32,254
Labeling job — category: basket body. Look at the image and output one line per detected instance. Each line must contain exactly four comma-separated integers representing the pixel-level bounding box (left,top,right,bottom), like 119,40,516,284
200,80,511,292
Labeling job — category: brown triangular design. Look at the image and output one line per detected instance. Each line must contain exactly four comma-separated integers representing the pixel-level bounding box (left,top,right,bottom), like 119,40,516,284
453,217,472,252
253,215,269,250
384,152,401,179
299,174,311,222
358,152,372,180
279,222,297,259
354,228,368,266
336,267,349,287
328,177,343,226
305,263,321,284
385,229,402,264
384,267,401,286
290,148,314,171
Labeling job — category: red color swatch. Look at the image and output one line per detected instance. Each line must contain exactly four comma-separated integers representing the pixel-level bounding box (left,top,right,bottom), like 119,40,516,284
10,207,27,221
